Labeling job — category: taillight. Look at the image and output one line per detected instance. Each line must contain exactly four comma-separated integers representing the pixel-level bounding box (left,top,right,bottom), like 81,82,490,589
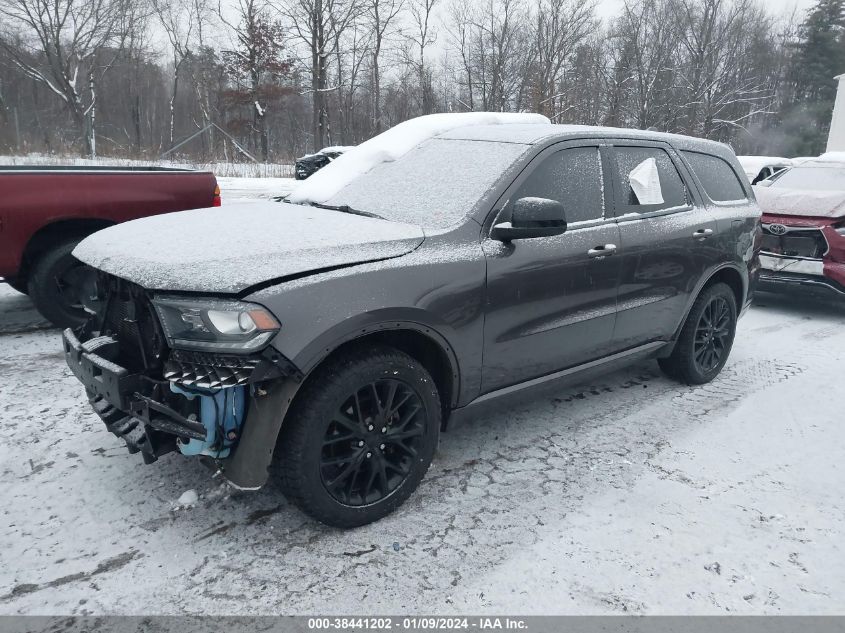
212,184,222,207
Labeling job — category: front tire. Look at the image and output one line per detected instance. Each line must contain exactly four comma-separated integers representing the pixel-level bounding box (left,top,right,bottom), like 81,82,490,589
658,282,738,385
277,346,441,528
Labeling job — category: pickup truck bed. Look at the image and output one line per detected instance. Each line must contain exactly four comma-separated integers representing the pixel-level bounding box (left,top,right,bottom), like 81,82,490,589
0,165,219,327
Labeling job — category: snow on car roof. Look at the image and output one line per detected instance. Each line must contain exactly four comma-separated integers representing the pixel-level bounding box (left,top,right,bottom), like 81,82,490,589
288,112,550,205
440,123,736,160
813,152,845,164
736,155,793,178
289,114,735,215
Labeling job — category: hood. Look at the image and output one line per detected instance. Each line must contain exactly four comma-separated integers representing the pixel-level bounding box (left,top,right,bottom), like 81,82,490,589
754,185,845,219
73,200,425,294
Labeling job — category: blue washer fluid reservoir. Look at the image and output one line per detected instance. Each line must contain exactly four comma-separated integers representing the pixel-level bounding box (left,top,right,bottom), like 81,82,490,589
170,384,247,458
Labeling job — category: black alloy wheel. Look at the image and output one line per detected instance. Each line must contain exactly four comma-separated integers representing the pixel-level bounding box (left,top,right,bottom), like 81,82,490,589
693,295,731,374
321,379,426,506
278,346,441,527
658,282,737,385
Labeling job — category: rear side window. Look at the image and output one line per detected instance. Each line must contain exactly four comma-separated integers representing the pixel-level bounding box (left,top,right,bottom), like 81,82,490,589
511,147,604,223
612,147,688,213
682,151,747,202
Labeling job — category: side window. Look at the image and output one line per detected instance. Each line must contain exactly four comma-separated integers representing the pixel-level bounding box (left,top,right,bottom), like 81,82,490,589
612,146,688,213
510,147,604,224
682,151,747,201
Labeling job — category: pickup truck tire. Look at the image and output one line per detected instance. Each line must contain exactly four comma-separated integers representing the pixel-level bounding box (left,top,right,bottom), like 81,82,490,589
658,282,737,385
27,238,95,328
277,346,441,527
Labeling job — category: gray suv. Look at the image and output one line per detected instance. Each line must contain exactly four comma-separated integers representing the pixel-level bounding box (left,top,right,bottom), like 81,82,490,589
63,119,761,527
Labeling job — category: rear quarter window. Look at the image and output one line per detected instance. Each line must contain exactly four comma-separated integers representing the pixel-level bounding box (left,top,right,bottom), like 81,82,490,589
682,151,747,202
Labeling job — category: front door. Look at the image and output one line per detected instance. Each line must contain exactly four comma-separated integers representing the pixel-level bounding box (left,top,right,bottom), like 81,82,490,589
481,144,622,394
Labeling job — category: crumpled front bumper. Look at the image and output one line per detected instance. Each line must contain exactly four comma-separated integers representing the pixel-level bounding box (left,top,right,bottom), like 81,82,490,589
63,327,302,466
759,255,845,297
63,328,207,462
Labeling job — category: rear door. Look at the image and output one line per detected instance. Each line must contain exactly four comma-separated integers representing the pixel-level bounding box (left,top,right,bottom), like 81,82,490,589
606,142,718,348
481,142,622,393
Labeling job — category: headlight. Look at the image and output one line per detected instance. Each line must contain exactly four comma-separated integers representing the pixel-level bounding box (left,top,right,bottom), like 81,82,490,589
152,296,280,352
835,221,845,236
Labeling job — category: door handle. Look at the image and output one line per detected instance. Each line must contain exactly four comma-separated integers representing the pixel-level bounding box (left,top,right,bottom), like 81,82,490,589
693,228,714,239
588,244,617,258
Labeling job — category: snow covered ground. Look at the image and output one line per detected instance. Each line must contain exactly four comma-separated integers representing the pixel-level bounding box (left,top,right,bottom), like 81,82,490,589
217,176,297,201
0,285,843,615
0,155,294,179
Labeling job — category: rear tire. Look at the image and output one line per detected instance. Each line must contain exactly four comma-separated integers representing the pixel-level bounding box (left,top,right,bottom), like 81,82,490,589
27,238,96,328
658,282,737,385
277,346,441,528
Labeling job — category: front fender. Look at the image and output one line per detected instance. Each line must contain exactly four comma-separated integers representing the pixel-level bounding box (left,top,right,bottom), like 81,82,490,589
222,313,463,491
291,309,462,406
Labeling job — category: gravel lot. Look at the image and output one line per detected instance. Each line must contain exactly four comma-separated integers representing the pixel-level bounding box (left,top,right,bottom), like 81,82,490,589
1,283,842,615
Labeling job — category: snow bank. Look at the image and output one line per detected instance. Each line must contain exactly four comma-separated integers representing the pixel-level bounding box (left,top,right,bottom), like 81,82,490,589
289,112,550,205
0,154,294,178
217,176,297,201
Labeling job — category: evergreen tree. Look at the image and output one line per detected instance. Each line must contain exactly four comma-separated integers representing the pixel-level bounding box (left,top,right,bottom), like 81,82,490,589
786,0,845,155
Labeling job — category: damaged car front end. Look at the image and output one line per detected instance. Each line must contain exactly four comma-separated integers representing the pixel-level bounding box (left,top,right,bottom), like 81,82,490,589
63,273,301,479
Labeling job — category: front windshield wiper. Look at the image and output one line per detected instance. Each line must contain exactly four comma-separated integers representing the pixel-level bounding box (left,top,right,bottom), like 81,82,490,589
310,202,385,220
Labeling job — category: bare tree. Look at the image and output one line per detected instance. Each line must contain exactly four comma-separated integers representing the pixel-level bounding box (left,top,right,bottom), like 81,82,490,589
610,0,682,129
365,0,403,132
333,20,371,142
674,0,774,137
0,0,131,155
405,0,437,113
526,0,596,119
153,0,211,145
448,0,529,111
276,0,362,148
221,0,291,161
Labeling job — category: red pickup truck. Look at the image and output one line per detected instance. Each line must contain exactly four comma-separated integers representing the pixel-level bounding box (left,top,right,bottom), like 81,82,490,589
0,166,220,327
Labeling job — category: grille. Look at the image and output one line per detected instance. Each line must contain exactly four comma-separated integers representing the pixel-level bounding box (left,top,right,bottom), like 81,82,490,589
761,226,827,259
164,349,260,389
99,274,167,371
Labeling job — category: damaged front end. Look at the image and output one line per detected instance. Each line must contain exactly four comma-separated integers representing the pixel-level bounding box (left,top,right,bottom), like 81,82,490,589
63,274,301,477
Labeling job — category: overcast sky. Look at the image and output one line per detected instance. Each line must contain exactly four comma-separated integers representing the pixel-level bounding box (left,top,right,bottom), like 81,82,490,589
594,0,817,19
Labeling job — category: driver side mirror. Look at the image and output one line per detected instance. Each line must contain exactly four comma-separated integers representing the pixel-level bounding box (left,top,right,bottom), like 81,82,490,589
492,197,568,242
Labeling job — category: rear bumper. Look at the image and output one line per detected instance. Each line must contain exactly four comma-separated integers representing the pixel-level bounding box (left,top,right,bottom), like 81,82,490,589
758,273,845,297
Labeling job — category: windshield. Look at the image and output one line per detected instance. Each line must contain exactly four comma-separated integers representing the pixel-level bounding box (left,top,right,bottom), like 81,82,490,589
316,138,530,229
771,165,845,191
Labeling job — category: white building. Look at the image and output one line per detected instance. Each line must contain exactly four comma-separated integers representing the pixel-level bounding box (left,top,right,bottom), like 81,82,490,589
827,73,845,152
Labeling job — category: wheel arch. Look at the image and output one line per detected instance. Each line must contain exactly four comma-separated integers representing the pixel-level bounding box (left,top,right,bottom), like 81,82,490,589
222,320,461,491
16,218,114,285
659,263,746,358
296,320,461,412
